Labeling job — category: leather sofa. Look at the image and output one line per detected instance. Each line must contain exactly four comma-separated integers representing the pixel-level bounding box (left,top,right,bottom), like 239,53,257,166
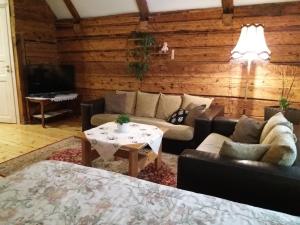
177,117,300,216
81,97,224,155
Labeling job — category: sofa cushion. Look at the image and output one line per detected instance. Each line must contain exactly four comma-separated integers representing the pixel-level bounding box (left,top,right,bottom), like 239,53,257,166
262,125,295,145
231,115,265,144
196,133,231,154
168,108,188,125
260,112,293,143
104,92,127,114
156,93,182,120
261,133,297,166
184,104,206,127
91,114,194,141
116,90,136,115
135,91,160,118
220,140,270,160
181,94,214,110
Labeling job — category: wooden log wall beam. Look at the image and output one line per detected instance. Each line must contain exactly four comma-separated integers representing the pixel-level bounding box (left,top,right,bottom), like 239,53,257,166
136,0,150,21
63,0,81,24
222,0,234,26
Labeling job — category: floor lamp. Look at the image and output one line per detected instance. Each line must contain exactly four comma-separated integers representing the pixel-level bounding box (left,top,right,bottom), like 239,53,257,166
231,24,271,114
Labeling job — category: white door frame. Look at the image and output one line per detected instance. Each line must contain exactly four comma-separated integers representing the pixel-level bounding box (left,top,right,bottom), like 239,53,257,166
0,0,20,123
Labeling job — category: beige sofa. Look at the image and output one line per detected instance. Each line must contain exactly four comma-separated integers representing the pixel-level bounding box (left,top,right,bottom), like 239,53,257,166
81,91,224,154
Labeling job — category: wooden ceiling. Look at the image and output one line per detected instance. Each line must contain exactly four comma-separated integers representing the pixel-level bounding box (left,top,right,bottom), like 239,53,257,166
46,0,300,22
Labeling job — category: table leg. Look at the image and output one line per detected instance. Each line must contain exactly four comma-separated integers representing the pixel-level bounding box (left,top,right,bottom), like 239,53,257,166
26,99,31,124
155,144,162,170
128,150,139,177
82,138,92,167
40,101,45,128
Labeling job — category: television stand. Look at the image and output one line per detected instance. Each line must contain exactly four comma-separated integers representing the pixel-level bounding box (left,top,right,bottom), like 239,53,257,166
25,93,78,128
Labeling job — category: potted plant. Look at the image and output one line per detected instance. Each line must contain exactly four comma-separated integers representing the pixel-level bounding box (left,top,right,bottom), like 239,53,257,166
116,114,130,132
264,66,300,124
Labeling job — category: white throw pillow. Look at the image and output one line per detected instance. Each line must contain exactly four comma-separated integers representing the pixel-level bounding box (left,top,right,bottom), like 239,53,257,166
220,140,270,161
260,112,293,143
181,94,214,110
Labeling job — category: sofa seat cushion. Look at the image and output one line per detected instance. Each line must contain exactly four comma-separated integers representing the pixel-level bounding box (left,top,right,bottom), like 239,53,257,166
196,133,231,154
91,114,194,141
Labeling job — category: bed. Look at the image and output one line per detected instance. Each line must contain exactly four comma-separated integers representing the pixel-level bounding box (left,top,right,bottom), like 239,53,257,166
0,160,299,225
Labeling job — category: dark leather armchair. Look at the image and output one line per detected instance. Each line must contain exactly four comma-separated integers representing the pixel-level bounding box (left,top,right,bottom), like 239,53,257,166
81,98,224,155
177,117,300,216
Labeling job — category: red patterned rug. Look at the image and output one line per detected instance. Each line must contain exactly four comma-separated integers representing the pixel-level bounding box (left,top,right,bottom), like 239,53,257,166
49,147,177,187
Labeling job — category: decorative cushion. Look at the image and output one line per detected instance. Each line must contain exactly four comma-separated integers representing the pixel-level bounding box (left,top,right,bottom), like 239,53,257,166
181,94,214,110
135,91,160,118
261,133,297,166
104,92,127,114
220,140,270,160
262,125,296,145
260,112,293,143
168,108,188,125
116,90,137,115
231,115,265,144
184,104,206,127
156,94,182,120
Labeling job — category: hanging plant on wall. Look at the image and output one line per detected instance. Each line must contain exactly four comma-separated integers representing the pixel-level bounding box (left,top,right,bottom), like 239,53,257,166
128,32,156,81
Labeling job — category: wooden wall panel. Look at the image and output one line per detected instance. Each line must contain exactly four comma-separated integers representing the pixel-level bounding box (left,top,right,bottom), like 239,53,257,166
56,2,300,119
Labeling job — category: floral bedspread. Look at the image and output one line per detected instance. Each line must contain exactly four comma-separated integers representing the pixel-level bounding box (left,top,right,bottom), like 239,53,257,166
0,161,299,225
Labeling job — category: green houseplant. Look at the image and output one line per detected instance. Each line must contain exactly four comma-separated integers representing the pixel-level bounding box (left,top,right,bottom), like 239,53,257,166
116,114,130,132
264,66,300,124
128,32,155,80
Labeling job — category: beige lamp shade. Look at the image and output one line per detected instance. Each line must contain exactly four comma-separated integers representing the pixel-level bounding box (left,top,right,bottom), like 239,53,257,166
231,24,271,62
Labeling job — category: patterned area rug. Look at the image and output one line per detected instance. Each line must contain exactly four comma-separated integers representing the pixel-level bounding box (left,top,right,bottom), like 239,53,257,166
0,137,178,186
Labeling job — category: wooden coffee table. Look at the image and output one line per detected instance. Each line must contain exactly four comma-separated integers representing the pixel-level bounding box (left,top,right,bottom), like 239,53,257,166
82,127,168,177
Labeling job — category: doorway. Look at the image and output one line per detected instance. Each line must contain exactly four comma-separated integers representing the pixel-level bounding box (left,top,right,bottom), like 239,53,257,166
0,0,18,123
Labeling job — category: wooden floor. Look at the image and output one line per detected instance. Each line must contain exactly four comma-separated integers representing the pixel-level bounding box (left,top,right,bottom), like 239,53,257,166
0,117,83,163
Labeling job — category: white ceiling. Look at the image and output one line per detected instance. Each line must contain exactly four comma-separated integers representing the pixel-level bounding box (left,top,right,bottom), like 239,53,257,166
46,0,300,20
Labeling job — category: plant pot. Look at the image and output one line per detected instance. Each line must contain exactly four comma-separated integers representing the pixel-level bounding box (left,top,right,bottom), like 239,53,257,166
117,123,129,133
264,106,300,124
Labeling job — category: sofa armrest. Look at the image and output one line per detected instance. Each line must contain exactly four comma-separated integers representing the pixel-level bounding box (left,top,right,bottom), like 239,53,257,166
177,149,300,216
81,98,105,131
192,105,225,148
212,116,238,137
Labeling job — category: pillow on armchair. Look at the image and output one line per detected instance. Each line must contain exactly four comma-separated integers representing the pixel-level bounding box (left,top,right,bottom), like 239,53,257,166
231,115,265,144
220,140,270,160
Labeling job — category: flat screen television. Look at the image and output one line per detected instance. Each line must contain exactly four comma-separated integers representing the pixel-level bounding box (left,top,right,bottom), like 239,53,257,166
25,64,75,97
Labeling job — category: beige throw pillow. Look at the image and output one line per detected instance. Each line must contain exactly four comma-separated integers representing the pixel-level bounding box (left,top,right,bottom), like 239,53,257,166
135,91,160,118
184,104,206,127
260,112,293,143
231,115,265,144
261,133,297,166
104,92,127,114
262,125,295,145
181,94,214,110
220,140,270,160
156,94,182,120
116,90,137,115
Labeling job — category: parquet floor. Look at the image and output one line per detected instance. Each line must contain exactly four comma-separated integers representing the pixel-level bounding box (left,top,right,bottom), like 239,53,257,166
0,117,83,163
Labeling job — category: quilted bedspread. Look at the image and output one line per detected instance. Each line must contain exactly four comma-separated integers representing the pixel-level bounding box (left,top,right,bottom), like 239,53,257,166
0,160,299,225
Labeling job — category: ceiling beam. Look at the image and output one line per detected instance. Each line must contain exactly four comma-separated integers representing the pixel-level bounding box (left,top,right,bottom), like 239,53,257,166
136,0,150,21
221,0,234,26
63,0,80,24
222,0,234,14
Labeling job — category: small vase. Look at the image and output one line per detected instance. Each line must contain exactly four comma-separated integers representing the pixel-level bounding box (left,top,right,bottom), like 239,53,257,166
117,123,129,133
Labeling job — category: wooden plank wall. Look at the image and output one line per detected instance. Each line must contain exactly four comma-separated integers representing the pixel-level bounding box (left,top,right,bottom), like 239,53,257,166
13,0,59,65
57,2,300,119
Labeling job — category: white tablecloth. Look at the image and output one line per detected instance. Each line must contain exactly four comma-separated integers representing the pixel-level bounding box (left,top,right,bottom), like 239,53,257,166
84,122,164,160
